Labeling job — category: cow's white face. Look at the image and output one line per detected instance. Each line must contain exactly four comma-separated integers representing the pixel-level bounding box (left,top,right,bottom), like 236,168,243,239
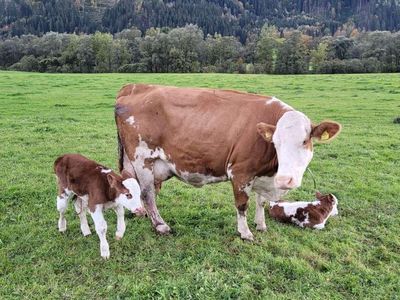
272,111,313,189
257,111,342,190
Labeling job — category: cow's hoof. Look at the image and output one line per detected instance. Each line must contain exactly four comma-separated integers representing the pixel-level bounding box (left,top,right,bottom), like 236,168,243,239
256,224,267,232
156,224,171,235
240,232,254,241
115,235,122,241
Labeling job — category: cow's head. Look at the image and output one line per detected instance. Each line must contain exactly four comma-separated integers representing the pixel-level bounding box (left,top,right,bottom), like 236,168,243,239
257,111,341,190
107,170,143,213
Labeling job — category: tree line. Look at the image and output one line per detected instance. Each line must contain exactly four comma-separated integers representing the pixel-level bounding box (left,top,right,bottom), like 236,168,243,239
1,24,399,74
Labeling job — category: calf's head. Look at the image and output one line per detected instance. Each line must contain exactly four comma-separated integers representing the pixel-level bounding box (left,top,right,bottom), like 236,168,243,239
107,170,142,213
257,111,341,190
316,191,339,216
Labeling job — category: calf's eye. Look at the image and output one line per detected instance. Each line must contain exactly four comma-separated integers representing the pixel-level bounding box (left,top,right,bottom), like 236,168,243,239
126,193,132,199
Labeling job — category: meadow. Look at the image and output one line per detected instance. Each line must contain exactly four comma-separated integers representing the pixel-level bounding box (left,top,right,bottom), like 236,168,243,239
0,71,399,299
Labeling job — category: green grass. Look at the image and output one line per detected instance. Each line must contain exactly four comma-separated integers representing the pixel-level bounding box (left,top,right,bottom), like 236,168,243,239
0,71,399,299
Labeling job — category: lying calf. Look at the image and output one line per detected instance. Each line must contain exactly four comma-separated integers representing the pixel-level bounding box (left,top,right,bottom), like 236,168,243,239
268,192,338,229
54,153,143,259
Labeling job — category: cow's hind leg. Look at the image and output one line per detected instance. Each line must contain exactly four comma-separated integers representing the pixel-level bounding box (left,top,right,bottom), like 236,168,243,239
254,194,267,232
134,164,170,235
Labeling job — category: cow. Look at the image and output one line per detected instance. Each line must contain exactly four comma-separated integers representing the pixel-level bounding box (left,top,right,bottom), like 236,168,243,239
114,84,342,241
268,191,339,229
54,154,142,258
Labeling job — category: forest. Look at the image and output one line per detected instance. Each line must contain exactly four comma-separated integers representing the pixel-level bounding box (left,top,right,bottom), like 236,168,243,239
1,0,400,42
1,24,399,74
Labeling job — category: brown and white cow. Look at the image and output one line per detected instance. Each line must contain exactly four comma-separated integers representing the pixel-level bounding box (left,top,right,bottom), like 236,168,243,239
114,84,341,240
268,192,339,229
54,154,142,258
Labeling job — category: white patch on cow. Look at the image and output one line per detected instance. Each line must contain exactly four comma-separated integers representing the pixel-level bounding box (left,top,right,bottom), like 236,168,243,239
273,111,314,189
274,200,320,217
101,168,112,174
227,163,234,180
266,97,294,110
126,116,135,125
115,178,142,212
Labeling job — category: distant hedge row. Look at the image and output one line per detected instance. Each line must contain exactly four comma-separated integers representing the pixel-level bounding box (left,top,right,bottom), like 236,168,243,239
1,25,399,74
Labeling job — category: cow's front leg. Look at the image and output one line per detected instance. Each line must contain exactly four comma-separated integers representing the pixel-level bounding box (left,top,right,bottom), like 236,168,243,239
90,205,110,259
232,181,254,241
254,194,267,232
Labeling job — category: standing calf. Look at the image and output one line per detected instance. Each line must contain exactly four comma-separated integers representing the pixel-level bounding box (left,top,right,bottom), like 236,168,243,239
54,154,142,259
268,192,338,229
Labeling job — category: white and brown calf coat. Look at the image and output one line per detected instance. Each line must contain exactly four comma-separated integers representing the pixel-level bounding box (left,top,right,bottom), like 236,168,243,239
54,153,142,259
268,192,338,229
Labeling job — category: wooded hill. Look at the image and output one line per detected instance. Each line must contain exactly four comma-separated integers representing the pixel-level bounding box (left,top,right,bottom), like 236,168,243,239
1,0,400,41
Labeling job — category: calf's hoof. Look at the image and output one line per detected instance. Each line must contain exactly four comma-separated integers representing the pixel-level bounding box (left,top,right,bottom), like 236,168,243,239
155,224,171,235
256,223,267,232
101,247,110,260
240,231,254,242
58,219,67,233
115,233,123,240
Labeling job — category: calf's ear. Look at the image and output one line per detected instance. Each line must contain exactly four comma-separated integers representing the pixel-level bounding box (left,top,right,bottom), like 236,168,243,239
312,121,342,143
121,169,134,180
256,122,276,142
107,173,118,188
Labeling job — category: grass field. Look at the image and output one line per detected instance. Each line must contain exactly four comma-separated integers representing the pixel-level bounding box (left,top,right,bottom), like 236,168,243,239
0,71,399,299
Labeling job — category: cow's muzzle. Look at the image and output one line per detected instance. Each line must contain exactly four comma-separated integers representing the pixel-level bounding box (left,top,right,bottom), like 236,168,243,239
274,176,299,190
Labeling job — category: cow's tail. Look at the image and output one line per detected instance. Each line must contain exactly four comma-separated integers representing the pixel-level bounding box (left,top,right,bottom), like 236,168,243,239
116,116,124,173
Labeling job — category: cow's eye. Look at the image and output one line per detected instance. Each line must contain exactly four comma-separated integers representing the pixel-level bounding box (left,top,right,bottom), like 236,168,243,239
303,140,307,145
126,193,132,199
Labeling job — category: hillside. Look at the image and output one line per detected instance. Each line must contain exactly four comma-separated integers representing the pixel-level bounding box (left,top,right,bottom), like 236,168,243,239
1,0,400,40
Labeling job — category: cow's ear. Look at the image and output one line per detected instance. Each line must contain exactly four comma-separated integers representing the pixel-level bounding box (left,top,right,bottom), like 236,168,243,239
107,173,118,188
121,169,134,180
311,121,342,143
256,122,276,142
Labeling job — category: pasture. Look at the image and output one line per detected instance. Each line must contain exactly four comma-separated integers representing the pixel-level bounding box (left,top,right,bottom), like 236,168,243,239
0,71,399,299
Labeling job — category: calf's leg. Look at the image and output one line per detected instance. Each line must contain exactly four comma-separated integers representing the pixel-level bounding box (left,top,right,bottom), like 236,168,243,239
114,204,126,240
90,205,110,259
74,197,91,236
56,190,71,233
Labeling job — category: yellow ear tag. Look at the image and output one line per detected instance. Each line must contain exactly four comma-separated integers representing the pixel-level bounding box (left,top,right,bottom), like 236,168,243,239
321,131,330,141
265,132,272,140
